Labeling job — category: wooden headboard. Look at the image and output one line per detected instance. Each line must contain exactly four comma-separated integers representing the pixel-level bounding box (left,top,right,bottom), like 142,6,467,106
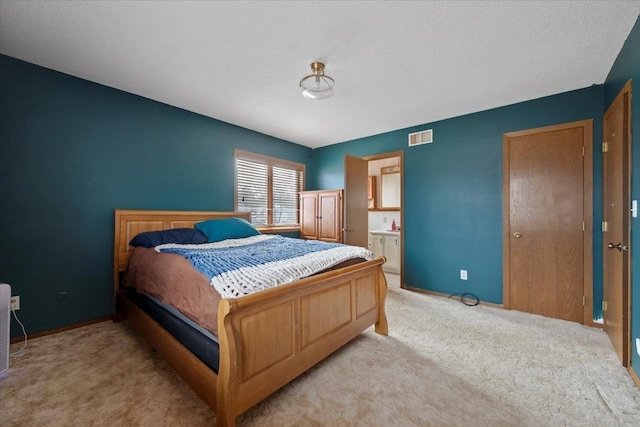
113,209,251,291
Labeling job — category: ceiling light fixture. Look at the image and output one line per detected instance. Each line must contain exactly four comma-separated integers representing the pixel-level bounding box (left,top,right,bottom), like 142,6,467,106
299,62,334,100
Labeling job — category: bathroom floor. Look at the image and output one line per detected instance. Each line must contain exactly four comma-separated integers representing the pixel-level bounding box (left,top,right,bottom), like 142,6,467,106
384,272,400,287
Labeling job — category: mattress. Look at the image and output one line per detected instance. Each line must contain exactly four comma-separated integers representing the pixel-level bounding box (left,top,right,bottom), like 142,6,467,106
126,289,220,373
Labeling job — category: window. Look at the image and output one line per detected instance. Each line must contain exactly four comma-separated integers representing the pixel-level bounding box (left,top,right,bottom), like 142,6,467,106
235,150,305,227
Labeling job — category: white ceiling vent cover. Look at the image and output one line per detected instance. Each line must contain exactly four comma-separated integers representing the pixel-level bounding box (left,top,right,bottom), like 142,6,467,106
408,129,433,147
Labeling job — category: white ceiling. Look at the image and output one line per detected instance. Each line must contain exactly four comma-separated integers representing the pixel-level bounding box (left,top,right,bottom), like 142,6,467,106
1,1,639,149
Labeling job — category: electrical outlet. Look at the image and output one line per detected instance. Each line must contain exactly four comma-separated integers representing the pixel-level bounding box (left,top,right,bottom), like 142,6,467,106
383,217,388,223
10,295,20,311
460,270,467,280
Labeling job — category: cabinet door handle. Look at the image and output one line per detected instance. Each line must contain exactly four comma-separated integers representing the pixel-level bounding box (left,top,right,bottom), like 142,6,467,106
395,238,398,246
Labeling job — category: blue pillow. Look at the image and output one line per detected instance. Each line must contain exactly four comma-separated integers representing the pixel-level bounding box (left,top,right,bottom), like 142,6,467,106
129,228,208,248
194,218,260,243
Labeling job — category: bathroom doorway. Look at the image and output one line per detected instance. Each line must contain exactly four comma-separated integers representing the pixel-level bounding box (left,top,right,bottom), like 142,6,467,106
364,151,404,287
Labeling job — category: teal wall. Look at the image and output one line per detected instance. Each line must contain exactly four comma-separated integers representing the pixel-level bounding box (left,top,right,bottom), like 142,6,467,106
3,18,638,357
310,86,604,314
0,55,312,337
604,17,640,371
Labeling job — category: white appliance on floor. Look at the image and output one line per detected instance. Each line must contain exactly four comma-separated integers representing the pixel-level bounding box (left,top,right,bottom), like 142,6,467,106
0,283,11,372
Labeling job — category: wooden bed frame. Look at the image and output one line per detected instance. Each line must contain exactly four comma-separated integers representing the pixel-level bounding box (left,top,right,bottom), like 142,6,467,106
113,209,388,426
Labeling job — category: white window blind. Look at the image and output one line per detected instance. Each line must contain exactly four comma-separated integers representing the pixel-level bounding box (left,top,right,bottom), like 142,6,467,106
235,151,304,227
237,158,269,225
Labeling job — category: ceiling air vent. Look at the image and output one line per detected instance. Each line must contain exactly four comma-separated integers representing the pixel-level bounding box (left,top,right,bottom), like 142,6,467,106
408,129,433,147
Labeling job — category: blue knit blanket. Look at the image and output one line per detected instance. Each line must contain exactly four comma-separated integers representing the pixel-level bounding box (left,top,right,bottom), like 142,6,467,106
157,235,375,298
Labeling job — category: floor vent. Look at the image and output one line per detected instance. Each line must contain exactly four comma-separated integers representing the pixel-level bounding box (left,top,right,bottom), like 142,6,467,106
408,129,433,147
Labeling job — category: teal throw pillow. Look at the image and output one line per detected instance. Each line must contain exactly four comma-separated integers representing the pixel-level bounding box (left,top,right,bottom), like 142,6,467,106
194,218,261,243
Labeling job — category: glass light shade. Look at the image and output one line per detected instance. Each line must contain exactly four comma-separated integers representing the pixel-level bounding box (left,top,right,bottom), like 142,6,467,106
300,62,334,100
301,77,334,99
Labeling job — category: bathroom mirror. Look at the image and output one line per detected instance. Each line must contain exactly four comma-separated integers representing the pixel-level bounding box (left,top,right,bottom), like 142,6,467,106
380,166,401,209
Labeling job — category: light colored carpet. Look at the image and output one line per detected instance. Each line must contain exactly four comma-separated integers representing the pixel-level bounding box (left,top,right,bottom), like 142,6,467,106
1,282,639,426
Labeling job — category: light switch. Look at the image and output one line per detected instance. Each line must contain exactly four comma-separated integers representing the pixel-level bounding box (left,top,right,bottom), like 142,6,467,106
632,200,637,218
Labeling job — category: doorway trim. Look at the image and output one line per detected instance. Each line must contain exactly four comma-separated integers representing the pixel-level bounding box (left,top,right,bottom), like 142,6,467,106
364,150,404,288
502,119,594,325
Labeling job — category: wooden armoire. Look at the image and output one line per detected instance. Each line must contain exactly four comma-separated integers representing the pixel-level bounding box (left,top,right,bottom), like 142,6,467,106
299,189,343,243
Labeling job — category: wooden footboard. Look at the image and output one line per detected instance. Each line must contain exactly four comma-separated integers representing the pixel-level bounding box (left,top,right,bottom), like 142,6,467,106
113,210,388,427
216,257,387,426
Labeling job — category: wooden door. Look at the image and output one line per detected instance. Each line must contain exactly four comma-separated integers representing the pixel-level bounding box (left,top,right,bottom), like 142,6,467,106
318,190,342,243
299,192,318,240
602,81,631,366
344,155,369,247
503,120,593,323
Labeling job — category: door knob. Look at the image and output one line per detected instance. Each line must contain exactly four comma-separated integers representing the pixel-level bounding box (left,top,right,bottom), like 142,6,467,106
513,232,522,239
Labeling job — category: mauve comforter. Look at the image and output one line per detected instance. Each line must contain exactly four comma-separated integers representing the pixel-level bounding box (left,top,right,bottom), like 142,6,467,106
123,247,222,336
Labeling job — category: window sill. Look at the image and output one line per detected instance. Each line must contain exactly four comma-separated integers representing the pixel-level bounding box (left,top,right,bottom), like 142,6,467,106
256,226,301,234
